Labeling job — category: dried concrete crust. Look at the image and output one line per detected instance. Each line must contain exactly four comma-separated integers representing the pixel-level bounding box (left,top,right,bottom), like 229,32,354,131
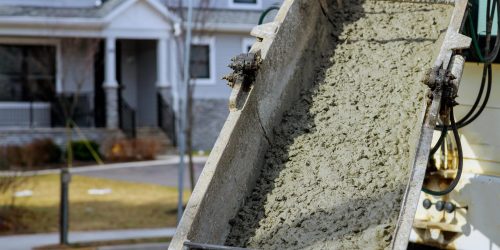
226,1,452,249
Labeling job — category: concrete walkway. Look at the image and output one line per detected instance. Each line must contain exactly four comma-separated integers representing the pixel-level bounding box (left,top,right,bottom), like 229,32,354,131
76,157,205,187
0,155,207,177
0,228,176,250
0,155,207,187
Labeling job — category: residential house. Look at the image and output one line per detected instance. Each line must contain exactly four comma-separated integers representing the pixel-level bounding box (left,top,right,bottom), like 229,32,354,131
0,0,281,151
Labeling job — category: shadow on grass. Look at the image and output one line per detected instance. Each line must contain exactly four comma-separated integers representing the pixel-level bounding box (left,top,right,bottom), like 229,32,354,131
0,200,183,235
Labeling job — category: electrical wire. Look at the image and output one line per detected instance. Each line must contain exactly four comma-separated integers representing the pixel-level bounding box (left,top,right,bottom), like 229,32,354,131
430,125,448,156
424,0,495,196
482,0,500,63
435,1,496,130
436,63,489,130
423,108,463,196
458,64,493,128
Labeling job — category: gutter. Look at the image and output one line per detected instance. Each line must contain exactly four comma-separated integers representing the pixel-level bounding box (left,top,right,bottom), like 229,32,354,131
0,16,104,28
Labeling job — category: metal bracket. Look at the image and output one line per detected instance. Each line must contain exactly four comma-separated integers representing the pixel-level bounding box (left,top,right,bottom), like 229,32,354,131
183,241,251,250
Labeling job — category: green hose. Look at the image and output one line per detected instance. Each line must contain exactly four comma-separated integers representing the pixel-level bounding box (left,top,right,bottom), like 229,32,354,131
258,6,280,25
468,11,485,62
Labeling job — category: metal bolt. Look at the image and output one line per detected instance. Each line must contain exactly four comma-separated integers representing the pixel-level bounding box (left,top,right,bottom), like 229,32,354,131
435,200,445,211
444,202,456,213
423,199,432,209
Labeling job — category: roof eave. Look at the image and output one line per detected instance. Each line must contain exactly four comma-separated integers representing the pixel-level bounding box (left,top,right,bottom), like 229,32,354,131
0,16,104,28
190,22,255,34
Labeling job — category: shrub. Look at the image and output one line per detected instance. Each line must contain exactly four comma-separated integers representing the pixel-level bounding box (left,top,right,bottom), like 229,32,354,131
3,145,23,167
134,138,160,160
24,139,62,168
1,139,61,169
105,138,160,162
70,140,100,161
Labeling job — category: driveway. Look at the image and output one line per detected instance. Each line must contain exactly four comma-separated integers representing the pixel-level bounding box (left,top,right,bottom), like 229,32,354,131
0,155,208,188
77,161,205,187
0,228,175,250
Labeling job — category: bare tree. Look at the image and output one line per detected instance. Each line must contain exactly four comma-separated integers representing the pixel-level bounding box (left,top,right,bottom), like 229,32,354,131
166,0,214,192
58,38,102,167
47,38,101,245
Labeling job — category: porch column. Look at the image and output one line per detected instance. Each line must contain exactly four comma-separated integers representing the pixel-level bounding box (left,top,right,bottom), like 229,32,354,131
168,38,179,114
157,37,170,101
103,36,119,129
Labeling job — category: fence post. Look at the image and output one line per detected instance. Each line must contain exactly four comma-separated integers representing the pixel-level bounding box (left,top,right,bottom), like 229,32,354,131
59,168,71,245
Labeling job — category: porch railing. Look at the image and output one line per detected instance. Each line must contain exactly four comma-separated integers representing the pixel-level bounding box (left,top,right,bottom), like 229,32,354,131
51,94,94,128
119,99,136,138
0,102,51,128
157,93,176,146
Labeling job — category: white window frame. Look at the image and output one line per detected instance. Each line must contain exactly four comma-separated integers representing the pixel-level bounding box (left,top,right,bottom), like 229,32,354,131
191,36,216,85
0,37,62,94
228,0,262,10
242,37,255,53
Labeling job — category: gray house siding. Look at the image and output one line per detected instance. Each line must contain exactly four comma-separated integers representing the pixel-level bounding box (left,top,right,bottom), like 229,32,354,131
189,33,254,150
192,33,245,99
165,0,280,10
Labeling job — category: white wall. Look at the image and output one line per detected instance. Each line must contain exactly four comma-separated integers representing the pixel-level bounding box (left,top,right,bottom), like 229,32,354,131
121,40,139,109
456,62,500,172
60,39,95,95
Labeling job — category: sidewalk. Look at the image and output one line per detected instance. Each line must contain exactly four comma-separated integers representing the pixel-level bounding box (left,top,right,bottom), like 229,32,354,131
0,155,208,177
0,228,176,250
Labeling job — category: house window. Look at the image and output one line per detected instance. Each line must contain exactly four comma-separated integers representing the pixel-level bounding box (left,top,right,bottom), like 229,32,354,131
229,0,262,9
234,0,257,3
189,37,215,85
0,44,56,102
190,44,210,79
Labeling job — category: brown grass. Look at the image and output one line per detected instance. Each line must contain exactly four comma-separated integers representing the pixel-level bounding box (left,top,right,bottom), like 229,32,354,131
0,174,190,235
34,237,170,250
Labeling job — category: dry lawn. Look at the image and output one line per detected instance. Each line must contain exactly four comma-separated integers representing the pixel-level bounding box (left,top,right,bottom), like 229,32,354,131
0,174,190,235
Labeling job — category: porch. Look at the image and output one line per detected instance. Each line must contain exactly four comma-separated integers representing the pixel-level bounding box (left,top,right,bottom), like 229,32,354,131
0,38,177,144
0,0,181,145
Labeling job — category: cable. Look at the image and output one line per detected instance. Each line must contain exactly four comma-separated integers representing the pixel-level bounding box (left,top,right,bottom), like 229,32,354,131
436,63,488,130
430,125,448,156
423,108,463,196
466,0,500,62
457,64,493,128
468,11,485,62
456,64,488,125
483,0,500,63
424,0,493,196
